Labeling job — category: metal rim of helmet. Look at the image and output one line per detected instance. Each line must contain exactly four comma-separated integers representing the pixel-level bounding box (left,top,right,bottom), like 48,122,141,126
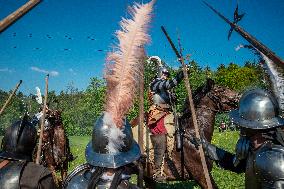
85,142,140,168
85,112,141,168
229,88,284,130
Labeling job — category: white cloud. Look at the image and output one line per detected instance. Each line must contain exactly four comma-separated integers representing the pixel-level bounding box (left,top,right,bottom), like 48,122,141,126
68,68,77,75
0,68,13,73
30,66,59,76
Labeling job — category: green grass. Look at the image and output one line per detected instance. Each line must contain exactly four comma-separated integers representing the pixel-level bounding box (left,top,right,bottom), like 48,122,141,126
211,131,245,189
67,131,244,189
0,131,244,188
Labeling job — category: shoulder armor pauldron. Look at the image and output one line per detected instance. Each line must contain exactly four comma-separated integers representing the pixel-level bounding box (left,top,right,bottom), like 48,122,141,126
63,163,93,189
0,160,26,189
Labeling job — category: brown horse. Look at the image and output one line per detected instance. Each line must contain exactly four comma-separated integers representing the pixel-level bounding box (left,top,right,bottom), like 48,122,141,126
142,79,239,189
41,110,74,186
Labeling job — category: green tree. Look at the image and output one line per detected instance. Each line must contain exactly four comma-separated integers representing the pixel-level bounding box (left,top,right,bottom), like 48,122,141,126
215,62,263,92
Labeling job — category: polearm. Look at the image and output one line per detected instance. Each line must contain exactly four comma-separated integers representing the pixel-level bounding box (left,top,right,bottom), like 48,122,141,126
203,1,284,69
0,80,23,116
161,26,213,189
36,74,49,164
137,58,145,188
0,0,41,33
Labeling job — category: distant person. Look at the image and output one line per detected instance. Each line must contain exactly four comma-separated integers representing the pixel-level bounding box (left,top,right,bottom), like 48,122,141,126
200,89,284,188
218,121,227,132
0,114,55,189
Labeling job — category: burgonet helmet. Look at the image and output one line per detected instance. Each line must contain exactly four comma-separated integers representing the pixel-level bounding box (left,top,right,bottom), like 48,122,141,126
230,88,284,129
0,114,37,161
85,112,141,168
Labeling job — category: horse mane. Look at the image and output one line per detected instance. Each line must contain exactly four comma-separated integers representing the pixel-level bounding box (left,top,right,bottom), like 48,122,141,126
181,78,215,118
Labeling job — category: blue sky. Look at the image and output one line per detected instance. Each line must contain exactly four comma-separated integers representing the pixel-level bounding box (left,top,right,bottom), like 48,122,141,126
0,0,283,94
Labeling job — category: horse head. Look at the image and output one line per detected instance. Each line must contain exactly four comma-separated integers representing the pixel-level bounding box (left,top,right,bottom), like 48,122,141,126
47,110,63,127
181,78,239,118
206,83,240,112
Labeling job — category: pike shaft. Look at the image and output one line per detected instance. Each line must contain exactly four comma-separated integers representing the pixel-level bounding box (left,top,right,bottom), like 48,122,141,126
161,26,213,189
0,80,22,116
36,74,49,164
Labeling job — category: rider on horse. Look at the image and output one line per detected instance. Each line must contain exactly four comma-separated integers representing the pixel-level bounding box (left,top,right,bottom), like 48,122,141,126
147,56,185,181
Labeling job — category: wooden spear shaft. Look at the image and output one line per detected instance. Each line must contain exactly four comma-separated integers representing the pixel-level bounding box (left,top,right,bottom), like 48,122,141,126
36,74,49,164
0,80,22,116
0,0,41,33
137,58,145,187
161,26,213,189
180,57,213,189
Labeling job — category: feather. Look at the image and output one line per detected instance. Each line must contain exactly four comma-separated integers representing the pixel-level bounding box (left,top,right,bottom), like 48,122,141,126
104,0,154,128
148,56,162,66
35,87,42,104
241,45,284,116
102,112,126,154
259,52,284,116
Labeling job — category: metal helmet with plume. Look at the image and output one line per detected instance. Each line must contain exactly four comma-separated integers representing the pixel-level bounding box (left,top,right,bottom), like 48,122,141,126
85,0,155,168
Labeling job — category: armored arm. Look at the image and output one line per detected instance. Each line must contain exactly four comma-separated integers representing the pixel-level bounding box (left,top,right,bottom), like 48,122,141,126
150,71,184,92
201,139,246,173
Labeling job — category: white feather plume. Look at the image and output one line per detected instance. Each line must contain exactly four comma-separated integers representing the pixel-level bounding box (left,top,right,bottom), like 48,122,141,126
102,112,126,154
147,56,162,66
259,52,284,116
238,45,284,116
35,87,42,104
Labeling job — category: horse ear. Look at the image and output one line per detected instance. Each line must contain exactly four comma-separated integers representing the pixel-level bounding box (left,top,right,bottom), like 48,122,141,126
206,78,215,89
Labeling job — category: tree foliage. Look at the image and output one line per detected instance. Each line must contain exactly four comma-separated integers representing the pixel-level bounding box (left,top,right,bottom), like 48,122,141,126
0,60,264,136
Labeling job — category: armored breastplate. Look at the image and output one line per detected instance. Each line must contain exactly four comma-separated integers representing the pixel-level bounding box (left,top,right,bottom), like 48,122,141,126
153,90,171,106
0,160,26,189
245,142,284,188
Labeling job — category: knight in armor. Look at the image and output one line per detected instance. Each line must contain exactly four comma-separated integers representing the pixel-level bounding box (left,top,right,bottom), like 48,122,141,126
200,88,284,188
0,114,55,189
63,112,141,189
147,56,185,181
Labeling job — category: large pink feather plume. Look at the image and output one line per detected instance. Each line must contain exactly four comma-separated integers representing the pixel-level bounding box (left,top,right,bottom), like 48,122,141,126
104,1,154,128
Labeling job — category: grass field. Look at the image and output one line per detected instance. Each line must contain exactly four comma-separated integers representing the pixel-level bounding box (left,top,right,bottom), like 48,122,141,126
67,131,244,189
0,130,244,188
